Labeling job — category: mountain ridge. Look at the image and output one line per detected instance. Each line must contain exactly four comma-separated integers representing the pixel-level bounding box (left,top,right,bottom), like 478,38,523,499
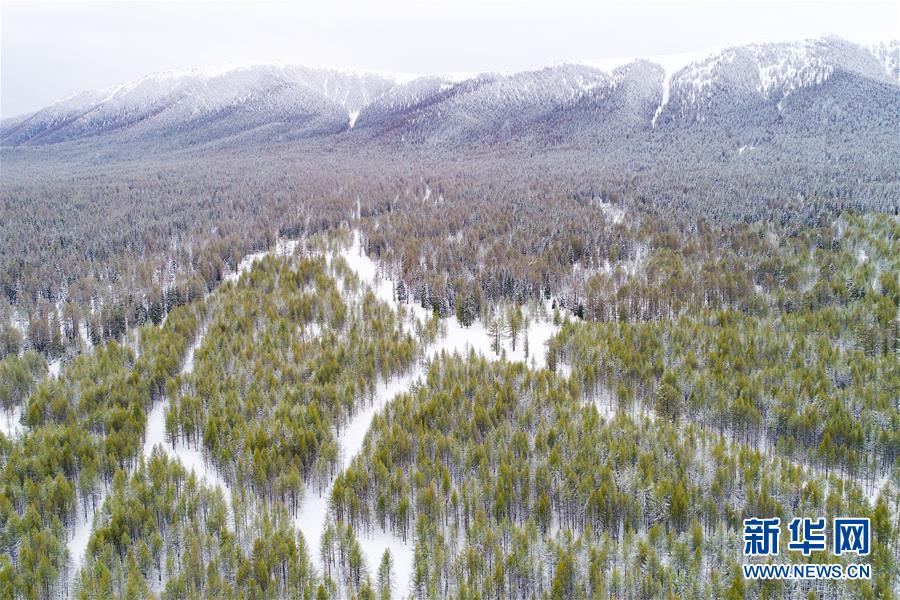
1,35,897,152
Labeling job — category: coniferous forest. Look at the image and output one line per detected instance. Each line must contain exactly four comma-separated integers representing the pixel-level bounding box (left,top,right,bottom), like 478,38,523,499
1,190,896,599
1,11,898,599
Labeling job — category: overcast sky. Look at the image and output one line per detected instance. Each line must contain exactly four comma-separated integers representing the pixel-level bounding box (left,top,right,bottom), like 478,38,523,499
2,0,897,118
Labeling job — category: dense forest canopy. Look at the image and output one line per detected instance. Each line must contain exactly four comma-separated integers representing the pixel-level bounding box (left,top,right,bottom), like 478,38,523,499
1,141,896,359
0,206,896,598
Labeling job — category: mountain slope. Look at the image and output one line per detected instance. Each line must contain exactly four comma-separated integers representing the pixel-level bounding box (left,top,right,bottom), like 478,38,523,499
1,36,897,152
1,65,397,147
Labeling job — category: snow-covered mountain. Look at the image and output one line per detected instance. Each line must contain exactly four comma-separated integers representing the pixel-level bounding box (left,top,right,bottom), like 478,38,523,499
354,64,623,142
655,36,895,124
2,36,897,149
1,65,397,146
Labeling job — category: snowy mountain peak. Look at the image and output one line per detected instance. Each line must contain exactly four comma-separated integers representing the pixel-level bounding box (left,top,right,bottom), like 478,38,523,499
654,36,896,122
45,63,399,117
2,36,896,148
1,64,404,145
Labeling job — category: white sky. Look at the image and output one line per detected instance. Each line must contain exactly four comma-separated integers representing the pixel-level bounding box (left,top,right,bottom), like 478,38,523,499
1,0,897,118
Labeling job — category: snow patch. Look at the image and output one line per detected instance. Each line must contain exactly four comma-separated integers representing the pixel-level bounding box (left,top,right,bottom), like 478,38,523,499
295,370,421,596
651,69,672,128
142,326,232,510
48,359,62,378
597,199,625,224
0,406,23,438
68,491,107,580
224,238,299,283
358,528,415,597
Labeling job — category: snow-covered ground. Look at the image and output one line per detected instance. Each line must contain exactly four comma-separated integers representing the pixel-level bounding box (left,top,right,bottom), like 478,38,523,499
48,359,62,378
141,398,170,462
60,237,314,591
143,399,233,508
868,470,895,506
143,402,232,507
0,406,23,438
597,199,625,224
65,229,563,595
142,324,233,510
589,385,618,421
296,234,423,594
67,491,106,580
424,307,560,371
67,322,230,586
79,321,92,350
339,231,396,305
294,371,421,595
341,232,561,366
298,233,563,595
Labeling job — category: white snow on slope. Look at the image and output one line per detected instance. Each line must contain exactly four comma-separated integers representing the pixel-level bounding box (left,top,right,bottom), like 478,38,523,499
596,37,896,124
5,64,404,139
67,492,106,581
6,36,894,143
869,40,900,81
0,406,23,438
589,46,717,127
868,470,895,506
295,370,421,596
751,40,838,97
48,359,62,378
